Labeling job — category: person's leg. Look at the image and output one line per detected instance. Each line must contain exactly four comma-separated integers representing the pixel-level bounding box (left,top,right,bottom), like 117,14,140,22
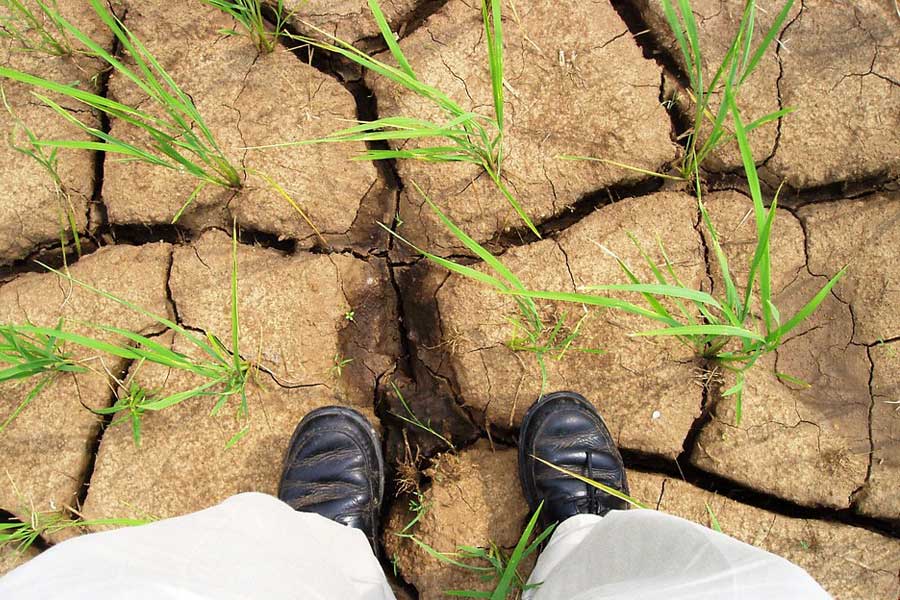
526,511,829,600
0,407,395,600
517,391,830,600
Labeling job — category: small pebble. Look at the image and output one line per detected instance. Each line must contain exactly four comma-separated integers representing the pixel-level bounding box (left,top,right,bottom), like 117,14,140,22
651,410,661,420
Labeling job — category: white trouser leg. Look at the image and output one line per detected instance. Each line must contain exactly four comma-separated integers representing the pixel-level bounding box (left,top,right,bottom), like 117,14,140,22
0,492,396,600
524,510,831,600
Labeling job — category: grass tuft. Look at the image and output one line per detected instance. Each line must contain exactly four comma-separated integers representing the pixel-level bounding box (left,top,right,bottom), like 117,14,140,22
1,85,82,261
201,0,294,54
564,0,795,181
0,507,149,556
509,93,844,423
0,0,242,223
396,501,555,599
0,319,84,434
256,0,539,237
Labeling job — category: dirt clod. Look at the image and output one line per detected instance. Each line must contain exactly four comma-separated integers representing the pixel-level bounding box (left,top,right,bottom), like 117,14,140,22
634,0,900,188
800,192,900,345
81,230,399,520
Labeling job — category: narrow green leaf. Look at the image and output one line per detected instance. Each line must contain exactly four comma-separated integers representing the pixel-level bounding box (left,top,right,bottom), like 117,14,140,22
632,324,764,342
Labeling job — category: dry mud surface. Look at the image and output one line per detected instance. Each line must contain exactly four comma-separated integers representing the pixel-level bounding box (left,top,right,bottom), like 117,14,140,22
634,0,900,188
372,0,678,254
0,0,898,595
0,0,112,265
103,1,391,251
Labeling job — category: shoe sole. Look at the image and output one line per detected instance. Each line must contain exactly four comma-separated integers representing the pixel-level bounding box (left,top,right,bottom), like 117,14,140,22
281,406,385,512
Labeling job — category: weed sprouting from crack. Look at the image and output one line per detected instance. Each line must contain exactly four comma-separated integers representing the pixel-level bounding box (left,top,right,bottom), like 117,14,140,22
394,497,556,599
201,0,295,54
1,222,259,447
1,85,82,264
251,0,540,237
563,0,797,181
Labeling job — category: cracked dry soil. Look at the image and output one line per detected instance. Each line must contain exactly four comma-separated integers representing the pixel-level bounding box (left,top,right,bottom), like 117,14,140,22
0,0,898,598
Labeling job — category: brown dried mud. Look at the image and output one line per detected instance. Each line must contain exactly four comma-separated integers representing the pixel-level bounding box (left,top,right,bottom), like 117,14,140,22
82,229,400,520
0,0,114,265
0,243,171,527
0,1,898,594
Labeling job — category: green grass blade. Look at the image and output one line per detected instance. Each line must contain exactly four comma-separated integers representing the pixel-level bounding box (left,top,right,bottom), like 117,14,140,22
506,289,680,326
485,166,539,238
482,0,504,133
740,0,794,86
489,501,542,600
632,323,764,342
581,283,723,308
39,264,221,362
533,456,648,509
769,267,846,343
230,220,241,374
368,0,416,79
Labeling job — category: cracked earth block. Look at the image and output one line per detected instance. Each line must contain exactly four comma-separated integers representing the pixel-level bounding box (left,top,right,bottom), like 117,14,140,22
369,0,678,255
418,192,705,457
691,194,872,509
82,230,399,520
800,192,900,345
388,445,900,599
0,1,114,264
276,0,419,43
856,340,900,520
384,442,532,600
0,243,172,525
634,0,900,188
102,0,390,251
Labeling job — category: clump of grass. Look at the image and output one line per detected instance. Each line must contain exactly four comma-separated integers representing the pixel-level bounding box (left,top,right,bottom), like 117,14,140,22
1,506,149,555
666,0,796,178
1,223,255,438
0,0,73,56
0,319,84,434
0,0,242,222
396,501,555,599
513,96,844,423
330,353,352,377
383,183,601,398
202,0,294,54
94,375,158,448
1,85,82,261
564,0,795,181
260,0,539,236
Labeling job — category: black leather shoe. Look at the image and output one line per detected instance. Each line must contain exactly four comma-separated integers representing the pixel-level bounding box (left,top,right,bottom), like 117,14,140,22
278,406,384,548
518,391,629,529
